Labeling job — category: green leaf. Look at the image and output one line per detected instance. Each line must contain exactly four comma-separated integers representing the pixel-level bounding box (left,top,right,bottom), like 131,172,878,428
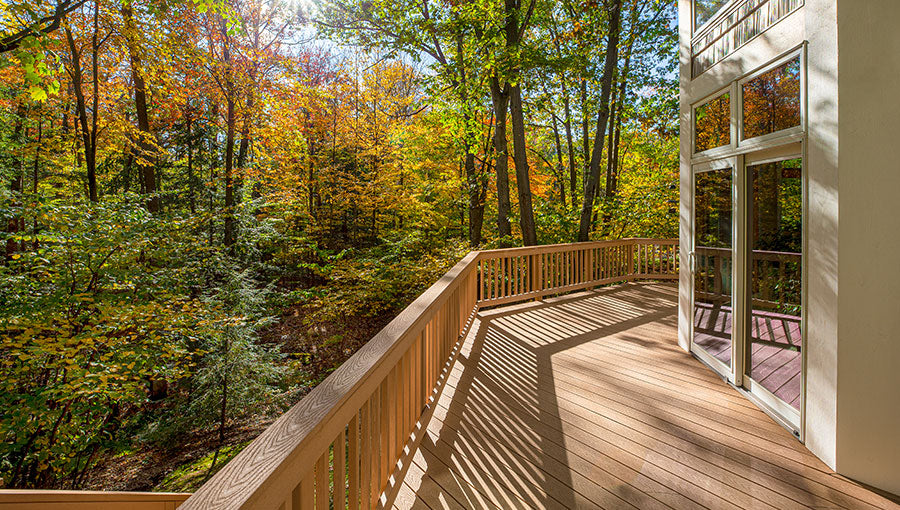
29,86,48,102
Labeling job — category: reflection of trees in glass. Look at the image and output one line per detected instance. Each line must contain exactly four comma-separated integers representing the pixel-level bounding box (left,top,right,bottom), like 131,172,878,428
751,158,802,314
694,0,730,28
696,169,732,248
696,168,732,303
742,57,801,139
695,92,730,153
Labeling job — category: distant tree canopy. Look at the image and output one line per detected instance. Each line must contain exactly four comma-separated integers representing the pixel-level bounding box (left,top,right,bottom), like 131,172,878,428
0,0,678,489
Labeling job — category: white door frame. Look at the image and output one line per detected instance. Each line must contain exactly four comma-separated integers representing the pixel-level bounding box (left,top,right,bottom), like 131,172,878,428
740,143,805,435
690,156,738,384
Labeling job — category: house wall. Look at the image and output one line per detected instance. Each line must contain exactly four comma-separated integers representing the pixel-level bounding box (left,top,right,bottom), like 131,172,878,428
803,0,839,473
834,0,900,495
681,1,900,495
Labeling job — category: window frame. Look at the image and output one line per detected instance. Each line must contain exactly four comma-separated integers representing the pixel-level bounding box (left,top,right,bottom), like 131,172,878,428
692,87,736,158
691,44,807,165
692,0,735,36
737,49,806,149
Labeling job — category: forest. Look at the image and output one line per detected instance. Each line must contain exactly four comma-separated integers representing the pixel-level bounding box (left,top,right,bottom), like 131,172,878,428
0,0,677,491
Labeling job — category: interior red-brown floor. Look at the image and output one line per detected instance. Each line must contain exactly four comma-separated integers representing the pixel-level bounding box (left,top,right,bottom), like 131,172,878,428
693,302,802,408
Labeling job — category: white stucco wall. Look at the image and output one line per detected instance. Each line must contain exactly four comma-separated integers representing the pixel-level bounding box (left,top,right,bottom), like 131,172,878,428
834,0,900,495
803,0,840,472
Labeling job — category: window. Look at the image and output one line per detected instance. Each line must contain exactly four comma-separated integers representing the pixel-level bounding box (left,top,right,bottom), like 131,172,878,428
742,56,801,140
695,92,731,153
694,0,730,30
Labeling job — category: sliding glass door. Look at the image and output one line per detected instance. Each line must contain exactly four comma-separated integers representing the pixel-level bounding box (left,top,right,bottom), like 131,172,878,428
691,150,804,430
689,52,805,434
743,155,803,426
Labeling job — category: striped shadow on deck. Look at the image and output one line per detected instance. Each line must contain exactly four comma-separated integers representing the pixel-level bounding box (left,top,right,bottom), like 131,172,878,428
388,282,899,510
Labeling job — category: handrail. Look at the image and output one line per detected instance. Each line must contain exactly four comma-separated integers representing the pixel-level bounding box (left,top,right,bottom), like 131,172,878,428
174,238,679,510
0,490,190,509
181,252,481,510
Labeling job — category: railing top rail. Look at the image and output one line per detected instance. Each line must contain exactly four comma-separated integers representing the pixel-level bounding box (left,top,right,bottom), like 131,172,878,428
477,238,678,258
181,252,480,510
0,490,190,503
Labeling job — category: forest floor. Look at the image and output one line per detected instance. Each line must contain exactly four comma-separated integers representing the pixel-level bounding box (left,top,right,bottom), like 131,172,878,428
81,304,394,492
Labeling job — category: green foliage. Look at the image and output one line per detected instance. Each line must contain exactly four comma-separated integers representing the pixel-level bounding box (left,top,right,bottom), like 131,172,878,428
0,196,285,487
310,234,469,324
146,267,286,442
155,440,251,492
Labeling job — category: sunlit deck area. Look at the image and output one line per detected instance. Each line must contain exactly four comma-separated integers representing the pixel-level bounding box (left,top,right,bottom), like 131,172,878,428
389,282,897,510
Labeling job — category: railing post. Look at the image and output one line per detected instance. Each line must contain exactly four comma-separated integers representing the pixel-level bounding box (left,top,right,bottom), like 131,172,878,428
628,241,636,280
530,253,542,301
587,247,595,283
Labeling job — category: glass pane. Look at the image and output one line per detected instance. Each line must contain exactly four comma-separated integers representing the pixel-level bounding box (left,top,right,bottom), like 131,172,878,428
695,93,731,153
742,57,801,140
694,168,733,368
747,158,802,410
695,0,730,29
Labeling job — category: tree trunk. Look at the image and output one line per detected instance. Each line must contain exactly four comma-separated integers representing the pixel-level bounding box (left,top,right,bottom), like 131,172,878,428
222,20,235,248
503,0,537,246
577,0,622,242
464,149,485,247
551,114,567,207
580,79,589,190
605,70,619,199
490,78,512,243
454,30,485,247
122,3,158,213
509,84,537,246
186,110,196,214
31,111,41,250
5,103,25,259
606,51,631,200
65,26,98,203
563,85,577,210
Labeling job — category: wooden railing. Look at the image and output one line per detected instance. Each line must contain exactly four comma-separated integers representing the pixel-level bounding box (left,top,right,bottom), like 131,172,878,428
180,251,481,510
476,238,678,307
3,239,676,510
0,490,189,509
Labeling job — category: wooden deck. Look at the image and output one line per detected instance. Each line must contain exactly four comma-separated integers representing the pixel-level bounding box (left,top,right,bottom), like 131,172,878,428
390,282,899,510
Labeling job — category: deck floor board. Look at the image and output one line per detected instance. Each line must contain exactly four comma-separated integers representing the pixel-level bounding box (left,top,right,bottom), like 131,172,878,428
393,282,899,510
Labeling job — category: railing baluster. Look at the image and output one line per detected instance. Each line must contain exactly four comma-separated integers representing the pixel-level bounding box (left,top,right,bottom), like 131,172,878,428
369,382,387,507
349,413,360,510
519,256,524,295
335,429,346,510
359,400,371,510
512,256,518,295
295,468,314,510
315,449,328,510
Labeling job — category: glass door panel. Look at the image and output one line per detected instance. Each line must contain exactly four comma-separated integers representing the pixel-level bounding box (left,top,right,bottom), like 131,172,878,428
746,158,803,411
693,167,733,370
